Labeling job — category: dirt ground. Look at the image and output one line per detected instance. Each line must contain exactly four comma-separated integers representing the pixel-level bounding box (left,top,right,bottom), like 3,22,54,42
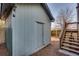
0,37,68,56
0,43,8,56
32,37,67,56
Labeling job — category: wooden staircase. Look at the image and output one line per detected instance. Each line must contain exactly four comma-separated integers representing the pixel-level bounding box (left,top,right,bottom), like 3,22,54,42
60,23,79,55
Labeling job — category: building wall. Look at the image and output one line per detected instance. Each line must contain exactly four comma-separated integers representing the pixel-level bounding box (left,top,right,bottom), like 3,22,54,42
5,12,12,55
11,4,51,56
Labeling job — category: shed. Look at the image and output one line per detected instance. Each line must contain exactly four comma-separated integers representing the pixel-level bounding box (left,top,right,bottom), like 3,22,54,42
0,3,54,56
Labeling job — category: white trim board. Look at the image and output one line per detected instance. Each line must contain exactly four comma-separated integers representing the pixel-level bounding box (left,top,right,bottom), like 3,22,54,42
26,43,50,56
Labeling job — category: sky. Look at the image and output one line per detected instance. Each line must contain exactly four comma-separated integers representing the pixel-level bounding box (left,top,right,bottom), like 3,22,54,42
47,3,77,30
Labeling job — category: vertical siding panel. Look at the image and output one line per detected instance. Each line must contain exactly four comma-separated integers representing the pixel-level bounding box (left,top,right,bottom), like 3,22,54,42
12,4,25,55
12,4,51,56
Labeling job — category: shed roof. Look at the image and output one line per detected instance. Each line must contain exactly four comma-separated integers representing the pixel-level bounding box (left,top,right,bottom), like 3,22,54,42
41,3,55,22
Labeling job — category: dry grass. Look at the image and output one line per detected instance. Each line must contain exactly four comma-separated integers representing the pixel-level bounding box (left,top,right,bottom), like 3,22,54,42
51,30,61,37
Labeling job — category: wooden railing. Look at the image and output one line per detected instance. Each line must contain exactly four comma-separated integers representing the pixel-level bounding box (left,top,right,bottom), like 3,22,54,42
60,24,67,48
60,27,66,48
60,22,78,49
67,22,79,24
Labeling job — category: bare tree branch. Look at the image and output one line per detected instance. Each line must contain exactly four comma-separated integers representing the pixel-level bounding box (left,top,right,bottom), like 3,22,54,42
56,8,75,29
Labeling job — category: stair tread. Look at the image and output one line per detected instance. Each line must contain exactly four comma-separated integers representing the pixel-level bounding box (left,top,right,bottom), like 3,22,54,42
62,43,79,49
61,46,79,53
63,41,79,45
60,29,79,54
69,40,79,43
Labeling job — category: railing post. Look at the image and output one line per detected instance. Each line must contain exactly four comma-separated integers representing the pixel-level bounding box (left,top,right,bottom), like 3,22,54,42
59,26,65,49
76,4,79,40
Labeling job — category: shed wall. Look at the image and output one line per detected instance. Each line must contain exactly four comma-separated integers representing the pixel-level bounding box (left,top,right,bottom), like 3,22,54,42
11,4,51,56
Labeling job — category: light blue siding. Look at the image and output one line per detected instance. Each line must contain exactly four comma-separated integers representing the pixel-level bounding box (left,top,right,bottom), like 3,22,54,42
11,4,51,56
